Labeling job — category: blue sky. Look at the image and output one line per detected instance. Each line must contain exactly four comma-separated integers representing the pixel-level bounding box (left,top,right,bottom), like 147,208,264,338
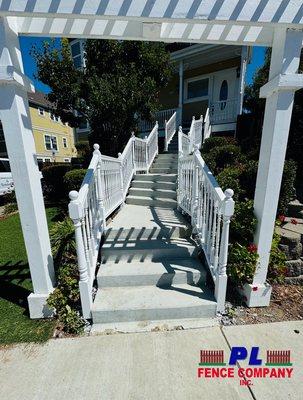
19,36,266,93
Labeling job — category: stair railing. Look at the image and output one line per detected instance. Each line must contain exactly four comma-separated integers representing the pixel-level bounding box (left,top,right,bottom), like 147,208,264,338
164,111,177,152
68,123,158,318
177,144,234,313
188,115,204,152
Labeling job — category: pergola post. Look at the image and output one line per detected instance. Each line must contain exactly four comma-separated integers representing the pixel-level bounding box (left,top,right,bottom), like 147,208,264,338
0,17,55,318
246,28,303,307
178,60,184,126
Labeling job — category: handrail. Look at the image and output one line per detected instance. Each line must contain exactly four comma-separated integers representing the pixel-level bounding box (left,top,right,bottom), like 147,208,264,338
164,111,177,152
68,123,158,318
177,146,234,313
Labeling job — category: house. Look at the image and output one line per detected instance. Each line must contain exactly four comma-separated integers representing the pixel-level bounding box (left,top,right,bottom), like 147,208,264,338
69,40,250,139
0,92,77,163
157,44,250,134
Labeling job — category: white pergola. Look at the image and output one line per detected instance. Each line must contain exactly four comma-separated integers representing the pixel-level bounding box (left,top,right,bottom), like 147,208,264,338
0,0,302,317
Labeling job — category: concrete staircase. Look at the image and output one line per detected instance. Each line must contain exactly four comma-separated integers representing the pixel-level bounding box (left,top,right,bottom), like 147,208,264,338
92,134,216,330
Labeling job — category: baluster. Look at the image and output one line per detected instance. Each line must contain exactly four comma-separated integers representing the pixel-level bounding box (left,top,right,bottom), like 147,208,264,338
215,189,235,313
68,191,92,318
191,152,199,233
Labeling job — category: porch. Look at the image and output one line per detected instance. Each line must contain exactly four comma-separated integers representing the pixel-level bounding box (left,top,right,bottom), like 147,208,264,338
0,1,302,322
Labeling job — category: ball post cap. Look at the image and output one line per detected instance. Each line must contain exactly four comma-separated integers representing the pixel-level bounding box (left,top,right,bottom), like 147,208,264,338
224,188,234,198
69,190,79,201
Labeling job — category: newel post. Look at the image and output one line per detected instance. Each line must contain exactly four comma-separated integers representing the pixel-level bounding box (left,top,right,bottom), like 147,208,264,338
215,189,234,313
118,152,124,201
177,126,183,209
190,116,195,153
94,144,107,231
69,191,92,319
191,147,200,232
131,132,136,172
164,119,168,152
144,135,149,173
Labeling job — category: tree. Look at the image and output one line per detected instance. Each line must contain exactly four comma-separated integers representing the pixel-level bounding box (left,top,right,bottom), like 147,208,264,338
243,48,303,192
32,39,172,156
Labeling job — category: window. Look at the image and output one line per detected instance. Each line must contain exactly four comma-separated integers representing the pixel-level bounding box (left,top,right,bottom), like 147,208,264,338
63,137,68,148
38,107,45,116
71,42,81,57
50,113,60,122
219,80,229,110
44,135,58,151
186,77,209,101
64,158,71,163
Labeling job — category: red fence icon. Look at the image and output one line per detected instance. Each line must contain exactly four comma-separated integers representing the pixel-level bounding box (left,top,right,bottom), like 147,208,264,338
266,350,291,365
200,350,224,365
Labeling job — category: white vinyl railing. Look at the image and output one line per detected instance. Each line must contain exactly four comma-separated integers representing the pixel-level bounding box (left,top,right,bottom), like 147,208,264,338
68,123,158,318
139,108,180,133
210,98,238,124
164,111,177,152
177,144,234,313
177,115,204,156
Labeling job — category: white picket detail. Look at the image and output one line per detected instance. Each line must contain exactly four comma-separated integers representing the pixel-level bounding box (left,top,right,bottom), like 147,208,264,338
178,116,204,157
164,111,177,152
69,124,158,318
177,147,234,313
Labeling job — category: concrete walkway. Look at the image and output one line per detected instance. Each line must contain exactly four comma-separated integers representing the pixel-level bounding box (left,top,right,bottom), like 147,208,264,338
0,321,302,400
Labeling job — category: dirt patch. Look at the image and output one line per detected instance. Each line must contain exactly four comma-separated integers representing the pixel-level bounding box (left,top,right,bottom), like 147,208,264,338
223,284,303,326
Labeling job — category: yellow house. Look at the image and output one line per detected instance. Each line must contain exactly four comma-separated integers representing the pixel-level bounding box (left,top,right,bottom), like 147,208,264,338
27,91,77,163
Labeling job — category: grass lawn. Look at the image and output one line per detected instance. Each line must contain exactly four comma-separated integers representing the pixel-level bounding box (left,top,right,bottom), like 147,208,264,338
0,207,60,345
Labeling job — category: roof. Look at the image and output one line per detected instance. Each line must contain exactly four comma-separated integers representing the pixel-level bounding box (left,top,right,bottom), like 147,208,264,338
27,91,53,109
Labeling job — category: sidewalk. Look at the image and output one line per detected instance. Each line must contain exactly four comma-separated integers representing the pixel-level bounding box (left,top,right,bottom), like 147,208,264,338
0,320,302,400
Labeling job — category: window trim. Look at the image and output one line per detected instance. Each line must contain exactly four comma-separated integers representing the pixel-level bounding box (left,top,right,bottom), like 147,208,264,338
184,74,210,104
62,137,68,148
44,134,59,152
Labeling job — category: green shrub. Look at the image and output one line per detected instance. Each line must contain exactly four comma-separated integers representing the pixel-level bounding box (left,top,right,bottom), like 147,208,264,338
279,159,297,214
217,167,242,202
50,218,76,264
202,136,237,154
4,202,18,215
228,242,258,286
47,263,85,335
268,233,287,283
230,200,257,244
64,169,87,194
203,145,244,175
42,164,72,200
239,160,258,200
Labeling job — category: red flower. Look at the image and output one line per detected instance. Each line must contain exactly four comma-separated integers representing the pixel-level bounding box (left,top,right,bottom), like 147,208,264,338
278,215,286,222
291,218,298,225
252,286,258,292
247,244,258,253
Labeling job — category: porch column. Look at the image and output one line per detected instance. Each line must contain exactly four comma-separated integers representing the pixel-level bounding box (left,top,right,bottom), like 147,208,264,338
178,60,184,126
238,46,248,115
0,17,55,318
251,28,303,306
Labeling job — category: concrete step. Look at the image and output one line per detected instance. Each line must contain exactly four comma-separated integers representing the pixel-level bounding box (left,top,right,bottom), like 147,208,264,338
97,257,207,288
152,162,178,169
126,195,177,208
288,200,303,218
101,238,198,262
92,283,217,323
129,187,177,199
156,154,178,160
104,225,191,241
149,168,178,174
131,180,177,190
133,174,177,183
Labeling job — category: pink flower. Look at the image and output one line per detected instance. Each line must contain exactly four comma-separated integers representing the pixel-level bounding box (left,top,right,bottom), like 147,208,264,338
252,286,258,292
278,215,286,222
247,244,258,253
291,218,298,225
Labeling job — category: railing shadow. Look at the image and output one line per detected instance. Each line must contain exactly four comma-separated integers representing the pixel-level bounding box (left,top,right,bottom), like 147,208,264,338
0,261,31,314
